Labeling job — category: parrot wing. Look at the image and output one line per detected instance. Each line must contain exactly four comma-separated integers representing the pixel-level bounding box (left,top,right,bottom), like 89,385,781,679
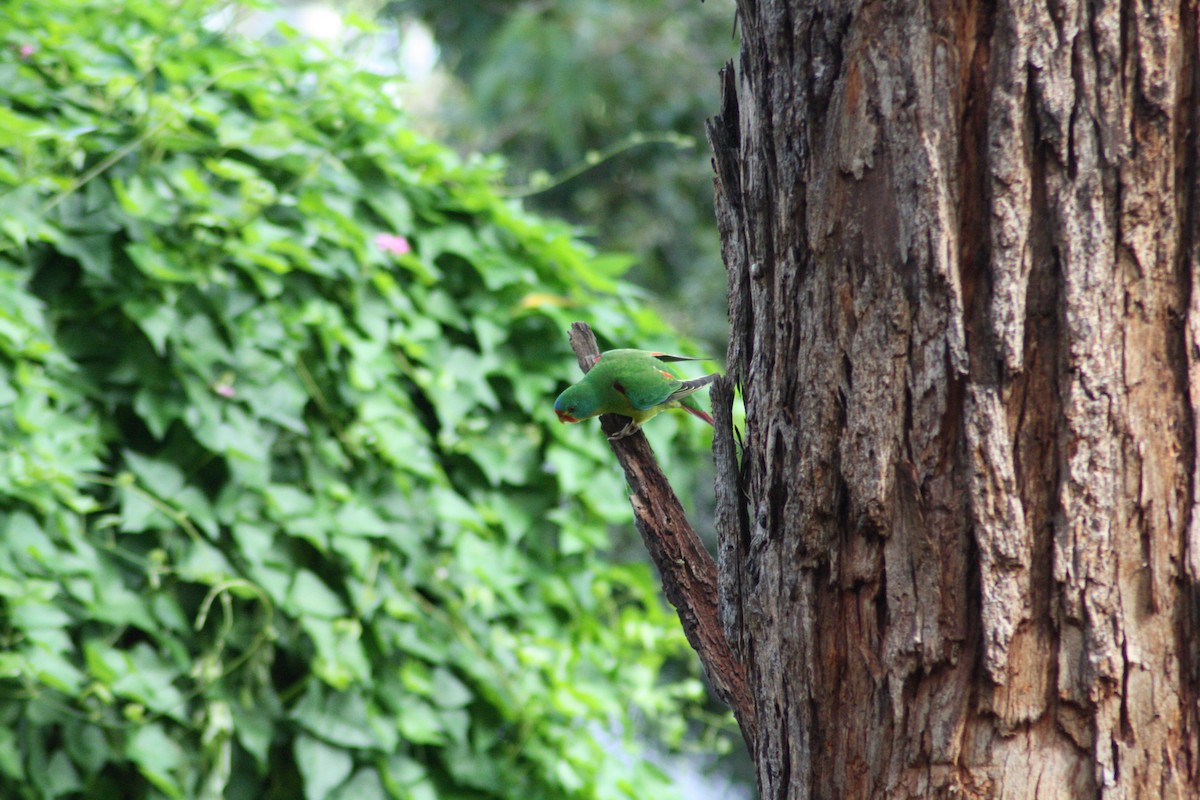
611,373,677,410
613,371,718,411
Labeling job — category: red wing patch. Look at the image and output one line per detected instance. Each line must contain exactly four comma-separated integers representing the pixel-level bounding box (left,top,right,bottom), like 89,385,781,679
612,379,627,395
659,370,673,379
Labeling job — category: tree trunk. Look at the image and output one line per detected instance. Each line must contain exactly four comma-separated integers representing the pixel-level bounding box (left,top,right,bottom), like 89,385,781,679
707,0,1200,797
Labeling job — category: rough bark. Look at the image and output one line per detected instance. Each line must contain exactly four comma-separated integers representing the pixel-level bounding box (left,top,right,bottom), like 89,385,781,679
707,0,1200,797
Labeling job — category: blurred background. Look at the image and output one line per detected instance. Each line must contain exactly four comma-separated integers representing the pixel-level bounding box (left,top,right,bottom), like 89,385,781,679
223,0,736,352
229,2,749,792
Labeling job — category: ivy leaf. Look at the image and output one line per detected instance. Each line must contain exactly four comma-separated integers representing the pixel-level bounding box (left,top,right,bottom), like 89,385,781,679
295,734,353,800
126,724,185,799
288,571,347,619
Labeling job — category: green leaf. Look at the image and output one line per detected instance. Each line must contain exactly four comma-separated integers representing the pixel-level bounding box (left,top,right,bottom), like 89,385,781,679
382,755,437,800
295,734,352,800
430,668,473,709
0,728,23,781
396,699,444,745
11,597,72,630
55,234,115,280
126,724,185,799
291,686,378,750
330,768,388,800
64,720,110,775
125,299,178,356
305,617,370,690
113,175,177,224
110,644,188,722
28,648,85,694
288,571,346,618
232,703,275,769
126,242,198,282
42,751,82,797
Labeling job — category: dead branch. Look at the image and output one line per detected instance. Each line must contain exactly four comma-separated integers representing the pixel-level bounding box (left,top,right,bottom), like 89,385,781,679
566,322,757,750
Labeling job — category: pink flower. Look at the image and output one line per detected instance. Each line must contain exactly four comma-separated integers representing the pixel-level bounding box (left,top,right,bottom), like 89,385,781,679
374,233,411,256
18,44,35,59
214,383,235,398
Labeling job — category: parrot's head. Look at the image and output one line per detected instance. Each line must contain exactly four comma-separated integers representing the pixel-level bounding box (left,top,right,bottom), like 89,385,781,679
554,383,596,424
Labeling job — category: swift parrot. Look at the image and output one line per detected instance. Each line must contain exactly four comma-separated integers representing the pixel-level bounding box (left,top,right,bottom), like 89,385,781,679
554,349,718,440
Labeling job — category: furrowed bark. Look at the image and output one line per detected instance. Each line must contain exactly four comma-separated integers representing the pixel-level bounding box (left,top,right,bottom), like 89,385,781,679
708,0,1200,797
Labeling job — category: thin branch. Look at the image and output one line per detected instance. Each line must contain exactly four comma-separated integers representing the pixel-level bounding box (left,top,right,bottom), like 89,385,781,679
566,322,757,752
498,132,693,199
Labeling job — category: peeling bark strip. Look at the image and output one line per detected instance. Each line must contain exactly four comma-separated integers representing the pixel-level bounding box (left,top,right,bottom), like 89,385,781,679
708,0,1199,797
565,323,757,748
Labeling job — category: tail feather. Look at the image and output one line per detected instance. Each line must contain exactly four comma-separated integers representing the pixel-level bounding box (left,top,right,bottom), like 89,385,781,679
670,372,718,427
667,372,719,401
681,403,714,426
650,352,710,363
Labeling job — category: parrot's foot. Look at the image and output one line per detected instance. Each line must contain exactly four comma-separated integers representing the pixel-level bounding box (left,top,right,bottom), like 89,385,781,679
607,421,641,441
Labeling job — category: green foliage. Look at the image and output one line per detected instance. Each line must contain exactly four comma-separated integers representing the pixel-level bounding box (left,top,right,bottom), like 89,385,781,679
0,1,719,797
389,0,738,348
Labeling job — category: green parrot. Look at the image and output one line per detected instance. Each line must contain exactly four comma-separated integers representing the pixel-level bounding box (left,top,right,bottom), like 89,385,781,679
554,349,718,439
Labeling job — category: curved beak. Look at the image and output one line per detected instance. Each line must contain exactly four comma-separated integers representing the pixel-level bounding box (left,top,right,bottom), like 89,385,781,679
555,409,578,424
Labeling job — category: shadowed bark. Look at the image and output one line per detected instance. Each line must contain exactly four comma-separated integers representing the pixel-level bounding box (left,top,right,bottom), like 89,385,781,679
706,0,1200,797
